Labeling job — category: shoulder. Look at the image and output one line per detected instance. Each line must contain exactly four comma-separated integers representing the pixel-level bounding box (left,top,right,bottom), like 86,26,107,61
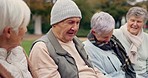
32,42,47,50
113,29,125,41
30,42,49,57
83,40,103,55
83,39,94,48
83,39,90,45
143,32,148,36
113,29,123,36
143,32,148,40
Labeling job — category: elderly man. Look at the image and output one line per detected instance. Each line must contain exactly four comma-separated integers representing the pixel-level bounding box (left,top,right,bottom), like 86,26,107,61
29,0,106,78
83,12,136,78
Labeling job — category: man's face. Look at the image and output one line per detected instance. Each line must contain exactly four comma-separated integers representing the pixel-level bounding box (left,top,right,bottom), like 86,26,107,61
93,30,113,45
127,16,144,35
53,17,81,43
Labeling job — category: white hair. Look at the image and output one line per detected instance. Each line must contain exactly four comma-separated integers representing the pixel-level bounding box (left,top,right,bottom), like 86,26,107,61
126,7,148,24
0,0,31,35
91,12,115,35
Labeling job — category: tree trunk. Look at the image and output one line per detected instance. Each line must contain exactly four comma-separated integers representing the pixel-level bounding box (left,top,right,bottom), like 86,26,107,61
121,16,126,25
33,15,42,35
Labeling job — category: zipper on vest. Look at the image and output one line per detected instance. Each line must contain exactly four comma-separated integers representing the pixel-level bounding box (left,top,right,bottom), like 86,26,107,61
107,56,117,71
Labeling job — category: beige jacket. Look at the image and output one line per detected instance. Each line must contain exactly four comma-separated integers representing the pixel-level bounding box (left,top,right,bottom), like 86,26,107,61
0,46,37,78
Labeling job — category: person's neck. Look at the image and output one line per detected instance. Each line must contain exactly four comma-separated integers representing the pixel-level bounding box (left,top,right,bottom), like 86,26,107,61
0,41,16,52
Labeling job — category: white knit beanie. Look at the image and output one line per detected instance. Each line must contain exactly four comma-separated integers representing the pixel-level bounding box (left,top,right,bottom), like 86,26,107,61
50,0,82,25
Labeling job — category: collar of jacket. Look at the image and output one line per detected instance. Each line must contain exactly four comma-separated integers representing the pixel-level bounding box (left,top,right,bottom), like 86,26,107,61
47,29,84,56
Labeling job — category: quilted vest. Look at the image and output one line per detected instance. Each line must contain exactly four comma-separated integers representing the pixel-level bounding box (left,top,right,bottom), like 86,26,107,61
31,30,93,78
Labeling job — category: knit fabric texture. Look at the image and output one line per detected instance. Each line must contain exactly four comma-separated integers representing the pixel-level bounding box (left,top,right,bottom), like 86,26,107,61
50,0,82,25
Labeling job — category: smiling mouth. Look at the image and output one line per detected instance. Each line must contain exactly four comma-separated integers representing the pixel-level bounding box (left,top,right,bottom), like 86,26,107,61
131,27,138,30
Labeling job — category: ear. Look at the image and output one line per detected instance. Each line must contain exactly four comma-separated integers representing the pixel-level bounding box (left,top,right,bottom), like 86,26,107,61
91,29,96,34
3,26,11,38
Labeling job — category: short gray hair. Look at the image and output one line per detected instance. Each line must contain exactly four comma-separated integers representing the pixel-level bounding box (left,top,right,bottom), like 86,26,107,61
0,0,31,35
126,7,148,23
91,12,115,35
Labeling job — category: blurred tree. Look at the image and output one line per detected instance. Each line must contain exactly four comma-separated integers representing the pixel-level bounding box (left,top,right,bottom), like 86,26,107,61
24,0,147,35
135,0,148,27
127,0,137,5
25,0,52,35
93,0,131,28
75,0,95,29
135,0,148,10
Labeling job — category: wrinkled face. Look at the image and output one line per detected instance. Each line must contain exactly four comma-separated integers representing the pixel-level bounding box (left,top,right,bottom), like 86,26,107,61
93,30,113,44
53,17,80,43
127,16,144,35
9,26,27,47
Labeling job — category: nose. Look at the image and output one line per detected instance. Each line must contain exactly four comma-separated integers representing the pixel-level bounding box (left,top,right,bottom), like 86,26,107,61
133,21,137,26
71,24,79,30
104,38,110,44
71,27,75,31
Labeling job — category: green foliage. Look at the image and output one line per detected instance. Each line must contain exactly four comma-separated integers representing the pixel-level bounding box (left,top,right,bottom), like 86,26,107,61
27,19,34,34
135,1,148,10
42,23,51,34
25,0,148,34
75,0,94,29
21,40,35,55
29,0,52,15
27,15,51,34
27,22,51,34
95,0,131,26
77,28,90,37
25,0,52,34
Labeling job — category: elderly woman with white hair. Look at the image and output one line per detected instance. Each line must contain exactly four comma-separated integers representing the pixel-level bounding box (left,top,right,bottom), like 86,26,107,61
113,7,148,78
0,0,36,78
83,12,136,78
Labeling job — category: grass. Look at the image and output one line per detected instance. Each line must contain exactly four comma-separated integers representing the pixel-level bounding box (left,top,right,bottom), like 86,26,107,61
21,40,35,55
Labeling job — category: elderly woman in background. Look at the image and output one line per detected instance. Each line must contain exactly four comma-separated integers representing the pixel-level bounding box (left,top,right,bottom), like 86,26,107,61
113,7,148,78
83,12,136,78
